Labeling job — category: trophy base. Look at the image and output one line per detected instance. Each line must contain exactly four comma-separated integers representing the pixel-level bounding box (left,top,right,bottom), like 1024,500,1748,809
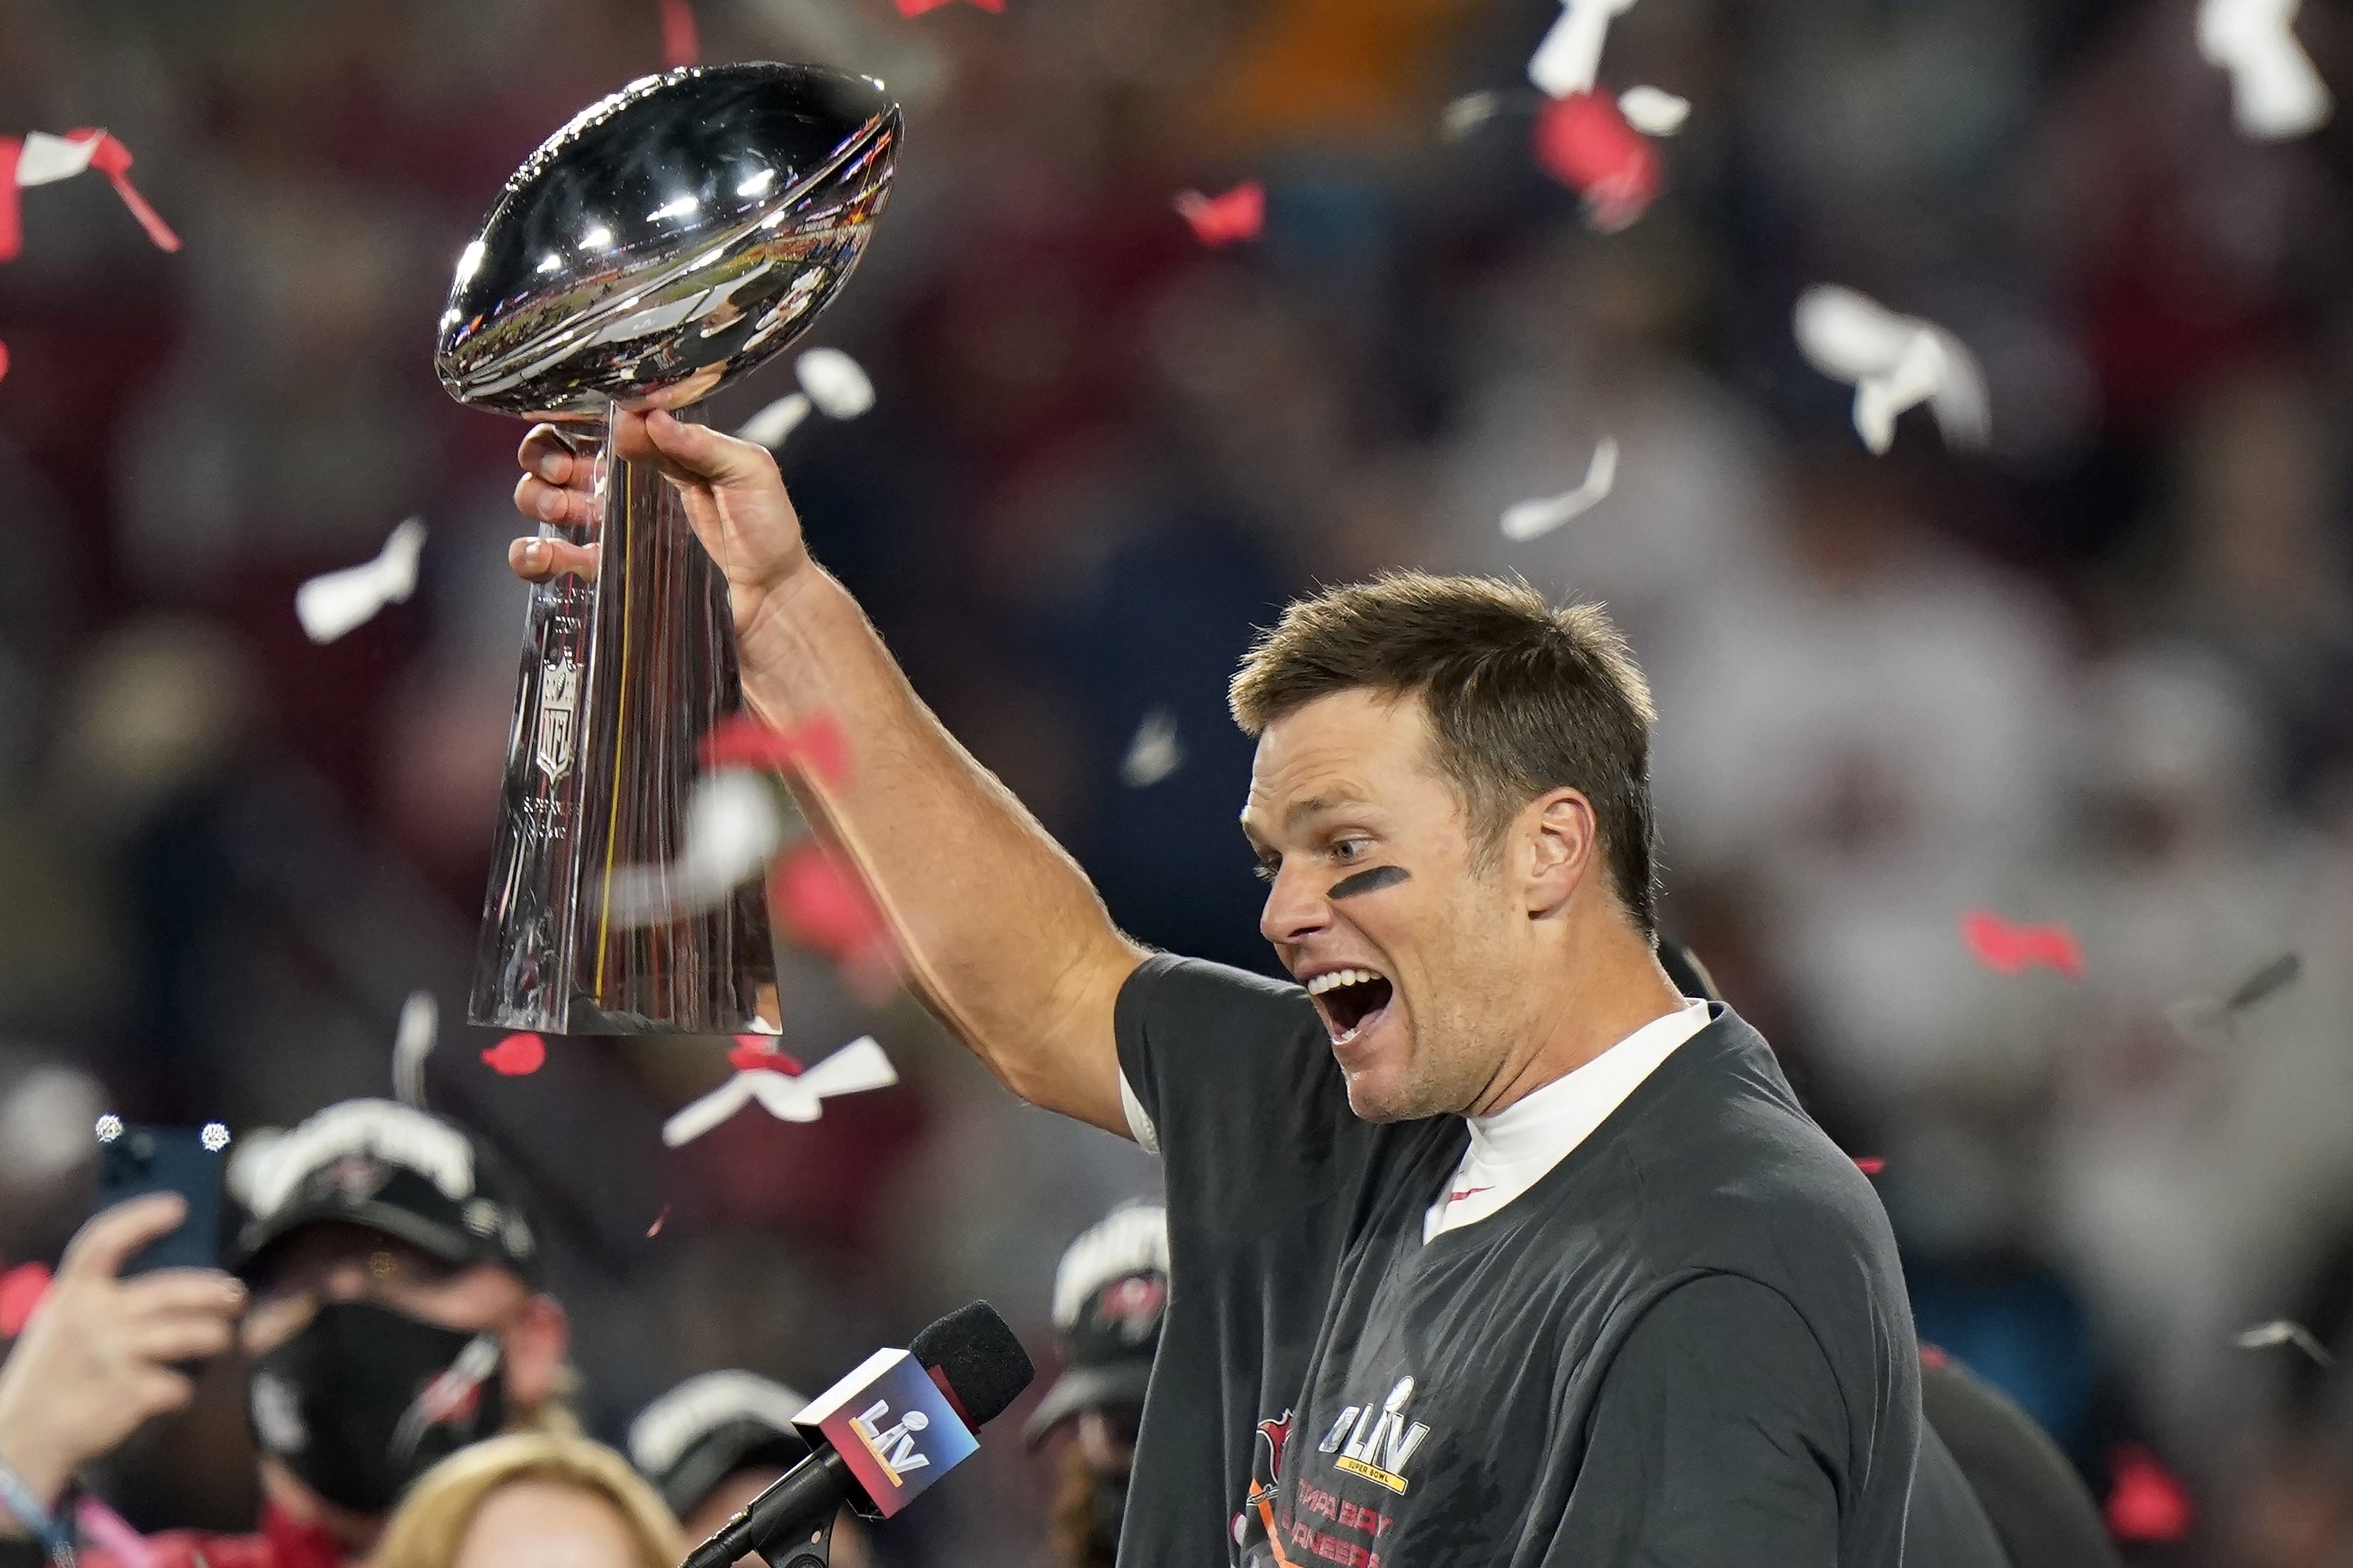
470,405,781,1037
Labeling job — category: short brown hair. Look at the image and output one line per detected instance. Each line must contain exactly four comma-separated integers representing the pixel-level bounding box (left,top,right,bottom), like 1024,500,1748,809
371,1433,686,1568
1229,572,1659,934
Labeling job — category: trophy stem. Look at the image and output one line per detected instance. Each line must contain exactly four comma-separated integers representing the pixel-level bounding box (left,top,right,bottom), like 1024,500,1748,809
469,403,781,1035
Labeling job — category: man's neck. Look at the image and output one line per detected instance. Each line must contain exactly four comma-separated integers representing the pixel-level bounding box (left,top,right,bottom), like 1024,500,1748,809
1467,922,1687,1120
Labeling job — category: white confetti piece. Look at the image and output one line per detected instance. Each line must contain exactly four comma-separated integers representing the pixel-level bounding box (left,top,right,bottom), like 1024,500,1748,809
1439,91,1504,142
1501,437,1619,541
2199,0,2332,140
392,990,437,1109
1793,287,1988,455
1528,0,1637,100
95,1114,123,1143
199,1123,230,1153
294,517,426,643
15,131,102,188
660,1035,896,1146
1616,86,1690,136
737,392,811,448
601,769,786,928
1120,708,1184,788
2236,1318,2335,1365
795,347,875,420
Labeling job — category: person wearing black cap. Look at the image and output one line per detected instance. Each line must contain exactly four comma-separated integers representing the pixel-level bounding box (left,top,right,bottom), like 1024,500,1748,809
626,1371,870,1568
1024,1203,1169,1568
0,1098,573,1568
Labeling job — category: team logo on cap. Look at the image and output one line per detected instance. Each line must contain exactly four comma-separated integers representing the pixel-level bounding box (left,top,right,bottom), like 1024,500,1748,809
1093,1273,1166,1343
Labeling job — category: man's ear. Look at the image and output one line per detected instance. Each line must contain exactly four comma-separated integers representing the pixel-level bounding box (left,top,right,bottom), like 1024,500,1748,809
1521,788,1599,917
502,1292,571,1414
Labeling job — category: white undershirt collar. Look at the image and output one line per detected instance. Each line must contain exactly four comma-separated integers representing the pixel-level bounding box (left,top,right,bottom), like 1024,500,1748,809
1424,1000,1712,1242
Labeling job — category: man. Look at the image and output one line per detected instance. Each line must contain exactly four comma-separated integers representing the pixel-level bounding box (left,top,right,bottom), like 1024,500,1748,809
627,1370,870,1568
508,412,2001,1564
1024,1203,1169,1568
0,1098,572,1567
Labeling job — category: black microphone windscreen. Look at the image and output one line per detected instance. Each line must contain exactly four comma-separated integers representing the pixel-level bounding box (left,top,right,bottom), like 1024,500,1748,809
910,1301,1035,1428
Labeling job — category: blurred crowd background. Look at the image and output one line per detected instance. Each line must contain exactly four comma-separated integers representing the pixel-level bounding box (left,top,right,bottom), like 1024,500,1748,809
4,0,2353,1561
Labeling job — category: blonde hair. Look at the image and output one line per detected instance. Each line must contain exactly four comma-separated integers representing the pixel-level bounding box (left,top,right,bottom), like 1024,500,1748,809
371,1433,686,1568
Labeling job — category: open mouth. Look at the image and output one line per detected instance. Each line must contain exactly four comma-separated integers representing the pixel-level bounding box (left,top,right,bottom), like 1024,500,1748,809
1305,967,1395,1047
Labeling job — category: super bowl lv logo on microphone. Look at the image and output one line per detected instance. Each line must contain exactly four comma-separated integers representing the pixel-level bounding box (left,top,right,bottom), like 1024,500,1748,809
796,1347,980,1516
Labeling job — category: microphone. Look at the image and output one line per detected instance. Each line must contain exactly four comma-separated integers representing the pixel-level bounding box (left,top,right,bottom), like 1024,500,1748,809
680,1302,1034,1568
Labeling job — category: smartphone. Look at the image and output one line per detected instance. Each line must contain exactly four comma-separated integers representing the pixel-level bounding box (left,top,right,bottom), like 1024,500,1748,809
92,1125,228,1276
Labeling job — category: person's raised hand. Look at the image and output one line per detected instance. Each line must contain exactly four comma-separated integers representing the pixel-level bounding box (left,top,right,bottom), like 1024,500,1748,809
508,409,813,640
0,1194,245,1518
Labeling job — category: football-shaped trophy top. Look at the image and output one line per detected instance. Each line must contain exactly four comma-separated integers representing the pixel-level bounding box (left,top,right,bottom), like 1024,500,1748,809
434,63,900,421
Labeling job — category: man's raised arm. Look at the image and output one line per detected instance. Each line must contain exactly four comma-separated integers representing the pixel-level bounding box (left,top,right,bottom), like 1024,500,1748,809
510,408,1145,1135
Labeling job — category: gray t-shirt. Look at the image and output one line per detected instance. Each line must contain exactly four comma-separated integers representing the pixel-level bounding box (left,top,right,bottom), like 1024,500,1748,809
1114,954,2006,1568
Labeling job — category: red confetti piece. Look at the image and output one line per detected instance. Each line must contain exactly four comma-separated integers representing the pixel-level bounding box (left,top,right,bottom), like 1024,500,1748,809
0,1262,50,1338
645,1204,671,1238
2105,1443,2193,1544
1854,1157,1885,1175
702,711,850,787
727,1036,805,1075
772,840,893,960
1919,1343,1949,1370
481,1033,547,1076
0,139,19,261
82,131,179,252
897,0,1003,13
1174,181,1266,247
1961,910,2086,978
658,0,699,69
1530,90,1662,232
0,339,9,386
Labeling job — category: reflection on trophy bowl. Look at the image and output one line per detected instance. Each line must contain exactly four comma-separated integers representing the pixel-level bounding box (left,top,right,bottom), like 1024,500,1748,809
439,64,900,1035
436,62,898,417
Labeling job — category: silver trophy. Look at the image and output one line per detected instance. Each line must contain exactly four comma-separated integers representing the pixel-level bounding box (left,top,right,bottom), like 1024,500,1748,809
436,64,900,1033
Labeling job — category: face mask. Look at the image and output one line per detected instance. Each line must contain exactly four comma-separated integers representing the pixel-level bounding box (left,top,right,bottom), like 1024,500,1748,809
248,1298,508,1514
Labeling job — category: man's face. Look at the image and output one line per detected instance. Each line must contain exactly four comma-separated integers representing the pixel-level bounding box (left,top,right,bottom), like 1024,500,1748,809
238,1223,527,1360
1243,689,1533,1121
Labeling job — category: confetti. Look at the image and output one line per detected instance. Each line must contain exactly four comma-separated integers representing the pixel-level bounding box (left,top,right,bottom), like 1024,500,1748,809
737,348,877,448
1174,182,1266,247
0,129,178,264
482,1033,547,1076
2199,0,2331,140
2225,952,2302,1012
2235,1318,2335,1365
1500,437,1618,541
1120,708,1184,788
0,340,8,386
2167,953,2302,1044
2104,1444,2193,1544
0,1263,49,1338
897,0,1003,13
1531,92,1663,232
658,0,699,69
601,769,788,928
1961,910,2086,978
770,841,897,989
1793,286,1989,455
1528,0,1638,100
1919,1343,1949,1370
295,516,426,643
393,990,438,1109
75,1498,155,1568
701,711,850,786
1854,1157,1885,1175
796,347,874,419
95,1113,123,1143
199,1123,230,1153
1439,91,1506,142
661,1035,897,1146
1616,86,1690,136
645,1204,671,1239
727,1036,806,1074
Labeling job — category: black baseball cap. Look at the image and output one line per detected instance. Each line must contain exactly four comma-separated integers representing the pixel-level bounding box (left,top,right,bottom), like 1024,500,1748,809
1024,1202,1169,1450
225,1098,539,1284
629,1371,813,1519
